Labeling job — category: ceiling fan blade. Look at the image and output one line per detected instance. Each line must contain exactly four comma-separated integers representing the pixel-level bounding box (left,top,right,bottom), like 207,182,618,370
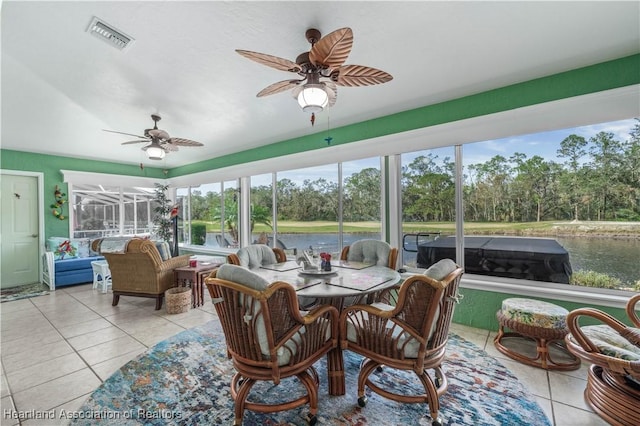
121,139,150,145
236,50,302,73
324,81,338,107
162,143,179,152
257,79,303,97
104,129,147,139
332,64,393,87
309,27,353,69
167,138,204,147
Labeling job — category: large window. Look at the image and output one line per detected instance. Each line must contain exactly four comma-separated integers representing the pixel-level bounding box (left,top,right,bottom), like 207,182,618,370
342,157,382,243
171,118,638,295
250,173,274,245
400,147,456,267
180,181,238,248
461,120,639,291
276,164,341,256
71,184,155,238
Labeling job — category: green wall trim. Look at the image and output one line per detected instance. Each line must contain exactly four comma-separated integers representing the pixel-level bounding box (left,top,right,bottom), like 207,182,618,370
453,287,632,331
172,54,640,177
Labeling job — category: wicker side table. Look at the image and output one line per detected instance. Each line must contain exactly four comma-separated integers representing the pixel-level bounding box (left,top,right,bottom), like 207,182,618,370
494,297,580,370
174,263,220,307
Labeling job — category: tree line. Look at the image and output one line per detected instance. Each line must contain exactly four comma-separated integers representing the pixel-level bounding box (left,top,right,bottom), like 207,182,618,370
186,120,640,224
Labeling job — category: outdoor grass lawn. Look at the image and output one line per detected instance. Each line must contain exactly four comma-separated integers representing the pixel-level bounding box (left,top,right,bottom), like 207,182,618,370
193,220,639,236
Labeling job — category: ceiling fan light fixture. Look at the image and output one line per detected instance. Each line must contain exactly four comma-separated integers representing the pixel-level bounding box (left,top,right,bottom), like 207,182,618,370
297,84,329,113
146,146,165,160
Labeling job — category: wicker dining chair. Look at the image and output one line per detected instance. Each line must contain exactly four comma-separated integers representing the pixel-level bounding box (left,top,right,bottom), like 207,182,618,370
204,264,339,425
564,294,640,426
339,259,463,426
340,239,398,270
227,244,287,267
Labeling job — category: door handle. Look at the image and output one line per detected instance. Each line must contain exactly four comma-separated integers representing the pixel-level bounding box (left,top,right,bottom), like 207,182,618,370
31,234,38,238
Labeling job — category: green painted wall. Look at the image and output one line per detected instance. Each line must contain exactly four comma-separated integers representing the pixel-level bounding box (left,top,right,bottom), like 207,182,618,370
453,287,632,330
0,150,165,239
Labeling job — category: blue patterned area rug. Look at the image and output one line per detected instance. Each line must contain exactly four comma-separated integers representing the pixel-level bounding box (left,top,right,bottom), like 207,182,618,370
73,321,550,425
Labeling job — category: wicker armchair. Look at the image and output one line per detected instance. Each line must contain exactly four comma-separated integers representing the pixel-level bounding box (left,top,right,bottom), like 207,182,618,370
339,259,463,426
93,238,190,310
227,244,287,267
564,294,640,426
340,239,398,270
205,264,339,425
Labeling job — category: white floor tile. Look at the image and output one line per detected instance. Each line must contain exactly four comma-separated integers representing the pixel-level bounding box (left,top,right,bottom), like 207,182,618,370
0,287,634,426
552,401,609,426
6,353,87,393
12,368,100,413
1,340,74,373
78,335,146,366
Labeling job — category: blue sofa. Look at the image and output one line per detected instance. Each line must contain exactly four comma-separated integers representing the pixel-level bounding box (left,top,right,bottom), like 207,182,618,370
42,237,105,289
55,256,105,287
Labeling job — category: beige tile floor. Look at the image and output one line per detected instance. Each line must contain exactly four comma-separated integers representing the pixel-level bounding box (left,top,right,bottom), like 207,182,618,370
0,284,608,426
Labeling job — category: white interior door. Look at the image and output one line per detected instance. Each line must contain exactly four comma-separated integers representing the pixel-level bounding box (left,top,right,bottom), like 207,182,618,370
1,174,40,288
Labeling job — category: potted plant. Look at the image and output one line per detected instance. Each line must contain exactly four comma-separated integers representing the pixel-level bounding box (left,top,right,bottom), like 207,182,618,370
152,183,173,243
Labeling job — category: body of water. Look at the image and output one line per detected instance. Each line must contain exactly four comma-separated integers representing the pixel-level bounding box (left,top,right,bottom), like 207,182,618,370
204,232,639,285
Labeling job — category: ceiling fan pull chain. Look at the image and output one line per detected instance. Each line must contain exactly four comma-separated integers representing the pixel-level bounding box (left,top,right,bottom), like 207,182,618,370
325,113,333,145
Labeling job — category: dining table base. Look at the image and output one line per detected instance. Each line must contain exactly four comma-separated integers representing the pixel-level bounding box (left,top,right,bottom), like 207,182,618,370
327,346,346,396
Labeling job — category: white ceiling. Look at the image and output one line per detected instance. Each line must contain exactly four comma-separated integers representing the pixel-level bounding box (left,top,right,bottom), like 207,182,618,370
2,1,639,168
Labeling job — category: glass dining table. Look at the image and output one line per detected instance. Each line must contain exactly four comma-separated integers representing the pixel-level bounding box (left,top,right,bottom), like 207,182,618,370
249,260,402,396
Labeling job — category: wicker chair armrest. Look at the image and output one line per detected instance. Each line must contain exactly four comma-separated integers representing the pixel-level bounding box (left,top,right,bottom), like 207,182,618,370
387,247,398,270
158,254,191,272
341,302,397,320
627,293,640,328
339,246,349,261
227,253,240,265
566,307,639,353
273,247,287,263
300,304,339,326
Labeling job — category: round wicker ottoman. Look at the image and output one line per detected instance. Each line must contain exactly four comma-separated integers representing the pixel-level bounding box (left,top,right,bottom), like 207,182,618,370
494,297,580,370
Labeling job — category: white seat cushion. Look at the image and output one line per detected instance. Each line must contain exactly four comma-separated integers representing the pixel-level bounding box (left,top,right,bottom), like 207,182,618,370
347,240,391,266
237,245,277,268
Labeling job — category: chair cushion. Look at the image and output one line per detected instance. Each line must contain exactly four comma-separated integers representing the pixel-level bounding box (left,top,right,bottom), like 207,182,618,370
237,245,277,268
48,237,91,260
500,297,568,329
581,324,640,361
154,241,172,261
347,240,391,266
216,264,269,290
424,258,457,281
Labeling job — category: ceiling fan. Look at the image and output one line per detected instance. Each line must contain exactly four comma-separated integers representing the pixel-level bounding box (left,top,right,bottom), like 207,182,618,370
104,114,204,160
236,27,393,122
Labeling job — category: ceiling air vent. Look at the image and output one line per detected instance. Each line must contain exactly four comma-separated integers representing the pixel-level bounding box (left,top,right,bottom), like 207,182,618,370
86,17,133,50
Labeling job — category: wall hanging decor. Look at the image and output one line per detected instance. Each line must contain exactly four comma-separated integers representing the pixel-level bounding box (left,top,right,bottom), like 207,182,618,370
51,185,67,220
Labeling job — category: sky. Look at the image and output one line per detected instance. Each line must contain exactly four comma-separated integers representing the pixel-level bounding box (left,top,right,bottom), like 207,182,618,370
460,118,636,167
